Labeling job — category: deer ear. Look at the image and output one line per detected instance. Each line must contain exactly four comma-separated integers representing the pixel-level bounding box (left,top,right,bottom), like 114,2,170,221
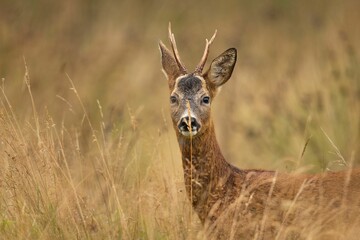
159,41,181,82
204,48,237,87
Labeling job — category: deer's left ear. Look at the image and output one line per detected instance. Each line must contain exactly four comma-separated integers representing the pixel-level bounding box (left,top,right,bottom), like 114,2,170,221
159,41,181,80
203,48,237,87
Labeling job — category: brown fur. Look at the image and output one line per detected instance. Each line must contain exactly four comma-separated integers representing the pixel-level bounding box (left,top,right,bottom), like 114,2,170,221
159,27,360,239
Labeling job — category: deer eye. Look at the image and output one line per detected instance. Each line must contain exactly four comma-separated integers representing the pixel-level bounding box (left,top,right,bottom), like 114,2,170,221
202,96,210,105
170,96,178,105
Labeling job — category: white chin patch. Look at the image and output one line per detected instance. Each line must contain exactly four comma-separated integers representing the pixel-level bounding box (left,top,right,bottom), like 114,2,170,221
180,130,198,137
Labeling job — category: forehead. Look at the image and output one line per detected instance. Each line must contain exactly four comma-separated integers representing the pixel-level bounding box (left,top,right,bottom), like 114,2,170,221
174,75,206,96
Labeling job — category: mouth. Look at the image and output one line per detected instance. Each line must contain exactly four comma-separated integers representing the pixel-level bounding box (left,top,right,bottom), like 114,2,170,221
178,117,201,137
179,128,199,137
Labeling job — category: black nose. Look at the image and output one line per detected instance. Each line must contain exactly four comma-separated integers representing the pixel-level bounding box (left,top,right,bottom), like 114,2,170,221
178,117,201,132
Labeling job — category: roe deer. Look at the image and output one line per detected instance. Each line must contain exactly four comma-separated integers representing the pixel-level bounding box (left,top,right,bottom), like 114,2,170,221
159,24,360,239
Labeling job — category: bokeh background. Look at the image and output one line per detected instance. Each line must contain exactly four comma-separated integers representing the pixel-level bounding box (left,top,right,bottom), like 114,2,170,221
1,0,359,239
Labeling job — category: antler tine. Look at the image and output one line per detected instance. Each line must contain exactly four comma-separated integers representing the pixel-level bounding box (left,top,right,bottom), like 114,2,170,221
195,30,217,74
168,23,187,73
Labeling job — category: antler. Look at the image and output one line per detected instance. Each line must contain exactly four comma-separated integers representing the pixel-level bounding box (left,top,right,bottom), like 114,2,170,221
168,23,187,74
194,30,217,74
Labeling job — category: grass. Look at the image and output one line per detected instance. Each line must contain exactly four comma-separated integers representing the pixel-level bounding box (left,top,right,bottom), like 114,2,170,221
0,0,360,239
1,71,195,239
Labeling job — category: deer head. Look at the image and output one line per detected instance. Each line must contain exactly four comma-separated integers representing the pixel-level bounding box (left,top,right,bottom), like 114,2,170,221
159,24,237,138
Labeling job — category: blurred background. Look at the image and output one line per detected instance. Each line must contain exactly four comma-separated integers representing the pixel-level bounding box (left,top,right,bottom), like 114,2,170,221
0,0,359,238
3,0,360,169
2,0,359,170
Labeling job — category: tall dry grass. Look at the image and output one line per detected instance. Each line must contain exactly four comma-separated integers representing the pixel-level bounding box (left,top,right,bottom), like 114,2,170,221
1,70,197,239
0,0,360,239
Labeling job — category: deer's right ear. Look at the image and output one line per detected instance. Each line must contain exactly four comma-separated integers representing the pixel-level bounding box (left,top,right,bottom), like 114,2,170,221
204,48,237,87
159,41,181,84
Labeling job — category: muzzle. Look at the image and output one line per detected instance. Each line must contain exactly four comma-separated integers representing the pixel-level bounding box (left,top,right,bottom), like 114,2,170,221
177,116,201,137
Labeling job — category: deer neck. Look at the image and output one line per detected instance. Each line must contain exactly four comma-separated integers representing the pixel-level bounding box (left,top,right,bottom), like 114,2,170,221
176,121,233,221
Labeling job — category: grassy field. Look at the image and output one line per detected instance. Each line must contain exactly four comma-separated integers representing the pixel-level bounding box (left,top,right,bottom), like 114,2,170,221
1,0,360,239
